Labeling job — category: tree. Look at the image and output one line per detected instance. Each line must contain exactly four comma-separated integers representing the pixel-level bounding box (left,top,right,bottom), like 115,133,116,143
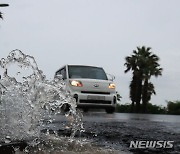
124,46,163,113
167,100,180,115
139,47,162,112
124,48,144,112
0,4,9,19
0,12,2,19
129,73,142,112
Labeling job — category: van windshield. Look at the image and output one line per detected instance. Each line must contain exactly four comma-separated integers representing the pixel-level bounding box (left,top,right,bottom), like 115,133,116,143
68,66,108,80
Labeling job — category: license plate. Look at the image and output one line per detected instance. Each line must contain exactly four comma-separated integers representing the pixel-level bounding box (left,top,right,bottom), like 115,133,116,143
87,95,105,100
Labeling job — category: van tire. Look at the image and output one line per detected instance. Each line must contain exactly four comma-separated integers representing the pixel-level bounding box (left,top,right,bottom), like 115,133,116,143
105,107,115,114
83,108,89,113
61,103,70,112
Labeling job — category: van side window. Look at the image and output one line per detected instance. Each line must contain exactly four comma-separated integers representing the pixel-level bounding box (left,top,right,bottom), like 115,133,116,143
61,68,67,79
56,67,67,79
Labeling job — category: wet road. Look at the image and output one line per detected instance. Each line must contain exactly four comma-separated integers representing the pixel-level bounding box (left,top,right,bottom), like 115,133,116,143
44,112,180,154
1,112,179,153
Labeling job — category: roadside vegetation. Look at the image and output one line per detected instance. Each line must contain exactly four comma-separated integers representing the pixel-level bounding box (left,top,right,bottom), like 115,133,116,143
116,100,180,115
124,46,163,113
121,46,179,115
0,3,9,19
167,100,180,115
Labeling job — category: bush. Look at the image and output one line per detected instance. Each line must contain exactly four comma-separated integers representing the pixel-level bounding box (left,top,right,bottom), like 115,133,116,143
167,100,180,115
116,102,167,114
146,103,167,114
115,103,131,113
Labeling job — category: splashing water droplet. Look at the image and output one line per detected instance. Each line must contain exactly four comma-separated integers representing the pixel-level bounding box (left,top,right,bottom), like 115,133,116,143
0,50,84,146
5,136,11,144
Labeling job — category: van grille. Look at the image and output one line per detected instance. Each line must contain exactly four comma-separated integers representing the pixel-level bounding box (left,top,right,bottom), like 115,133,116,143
79,100,111,104
81,91,110,95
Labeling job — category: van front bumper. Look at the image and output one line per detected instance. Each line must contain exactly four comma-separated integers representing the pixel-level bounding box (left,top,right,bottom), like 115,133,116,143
71,91,117,108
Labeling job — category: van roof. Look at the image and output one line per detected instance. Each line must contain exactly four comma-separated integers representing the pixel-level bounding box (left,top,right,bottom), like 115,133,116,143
55,64,104,74
67,64,102,68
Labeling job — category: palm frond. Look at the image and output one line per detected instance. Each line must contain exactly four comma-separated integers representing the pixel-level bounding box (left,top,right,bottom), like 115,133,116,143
0,12,3,19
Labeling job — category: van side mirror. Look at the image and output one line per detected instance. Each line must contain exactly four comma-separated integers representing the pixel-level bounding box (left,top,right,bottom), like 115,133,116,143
107,73,115,81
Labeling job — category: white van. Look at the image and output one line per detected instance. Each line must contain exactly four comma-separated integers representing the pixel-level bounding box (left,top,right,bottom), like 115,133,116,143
55,65,117,113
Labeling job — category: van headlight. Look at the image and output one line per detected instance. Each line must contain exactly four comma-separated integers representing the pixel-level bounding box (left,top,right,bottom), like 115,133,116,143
70,80,83,87
109,83,115,89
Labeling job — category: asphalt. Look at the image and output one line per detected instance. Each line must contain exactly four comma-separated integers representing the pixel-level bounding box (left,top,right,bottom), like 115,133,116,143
0,113,180,154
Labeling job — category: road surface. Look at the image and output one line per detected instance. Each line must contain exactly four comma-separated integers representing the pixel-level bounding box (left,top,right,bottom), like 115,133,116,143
43,112,180,154
1,112,179,154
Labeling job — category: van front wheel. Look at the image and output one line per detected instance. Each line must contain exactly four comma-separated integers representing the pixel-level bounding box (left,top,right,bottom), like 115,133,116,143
105,107,115,114
83,108,89,113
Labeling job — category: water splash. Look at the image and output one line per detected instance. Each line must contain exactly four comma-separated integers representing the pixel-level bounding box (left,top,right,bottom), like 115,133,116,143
0,50,124,154
0,49,83,145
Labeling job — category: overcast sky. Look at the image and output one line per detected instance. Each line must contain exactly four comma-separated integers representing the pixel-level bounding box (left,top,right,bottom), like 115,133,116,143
0,0,180,106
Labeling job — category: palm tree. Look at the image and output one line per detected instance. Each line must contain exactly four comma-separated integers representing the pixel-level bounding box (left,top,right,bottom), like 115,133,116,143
125,50,144,113
140,47,162,112
0,12,2,19
125,46,163,113
129,75,137,112
129,74,143,112
0,4,9,19
146,82,156,102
